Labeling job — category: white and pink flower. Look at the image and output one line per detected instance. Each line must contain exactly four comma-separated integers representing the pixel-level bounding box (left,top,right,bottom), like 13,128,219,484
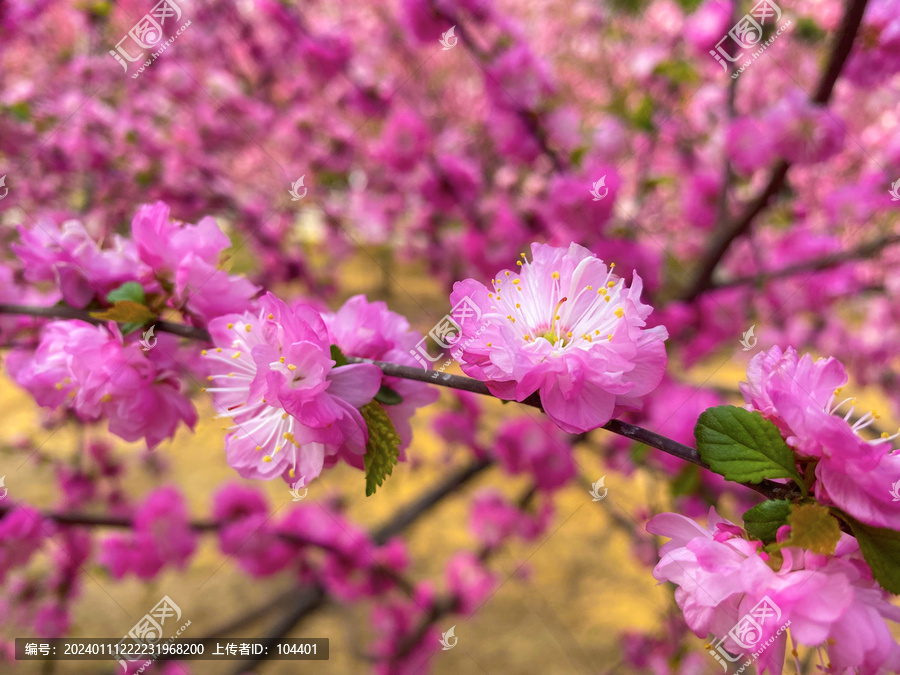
448,242,668,433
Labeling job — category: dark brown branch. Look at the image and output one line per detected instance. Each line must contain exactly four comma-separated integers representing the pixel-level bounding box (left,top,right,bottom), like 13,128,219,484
0,304,212,342
681,0,871,301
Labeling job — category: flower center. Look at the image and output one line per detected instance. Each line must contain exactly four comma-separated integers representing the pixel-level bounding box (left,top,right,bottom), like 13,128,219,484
540,297,568,345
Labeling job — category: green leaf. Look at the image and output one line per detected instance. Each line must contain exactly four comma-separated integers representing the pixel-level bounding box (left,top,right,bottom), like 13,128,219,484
632,96,656,132
374,385,403,406
90,301,155,324
670,464,700,498
330,344,348,368
9,101,31,122
794,16,826,44
842,516,900,594
361,401,401,496
743,500,792,543
106,281,146,305
652,60,699,85
695,406,803,485
569,146,588,168
787,503,840,554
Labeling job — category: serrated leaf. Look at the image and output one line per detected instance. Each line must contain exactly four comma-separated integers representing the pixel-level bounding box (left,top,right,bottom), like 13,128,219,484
842,515,900,594
330,344,348,367
106,281,146,305
787,503,840,554
743,500,792,542
90,301,155,324
695,406,803,485
374,385,403,406
361,401,401,496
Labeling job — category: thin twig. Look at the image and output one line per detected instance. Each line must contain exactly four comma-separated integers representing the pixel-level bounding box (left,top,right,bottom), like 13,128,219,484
681,0,871,301
710,232,900,289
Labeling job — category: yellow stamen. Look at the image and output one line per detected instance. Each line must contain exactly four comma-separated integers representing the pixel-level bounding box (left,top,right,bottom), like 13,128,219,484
227,323,234,329
551,271,560,279
615,308,624,318
268,313,274,320
201,349,208,356
262,455,273,462
288,364,297,371
512,279,520,284
245,325,252,332
607,281,615,288
216,348,222,352
232,351,242,359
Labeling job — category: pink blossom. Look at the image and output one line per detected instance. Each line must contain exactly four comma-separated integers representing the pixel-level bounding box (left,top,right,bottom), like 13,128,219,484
212,483,292,577
494,417,576,490
33,602,69,637
421,155,481,212
12,219,145,308
203,292,383,483
726,117,775,174
432,390,483,449
131,202,259,324
371,586,440,675
681,169,720,229
376,108,431,173
99,487,197,580
470,489,553,547
7,321,196,448
484,43,555,111
739,345,848,455
0,506,47,583
741,346,900,528
445,551,496,616
763,90,845,165
845,0,900,86
684,0,733,54
470,490,526,547
648,509,900,674
399,0,452,44
812,418,900,530
298,33,352,81
449,243,668,433
323,295,439,458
